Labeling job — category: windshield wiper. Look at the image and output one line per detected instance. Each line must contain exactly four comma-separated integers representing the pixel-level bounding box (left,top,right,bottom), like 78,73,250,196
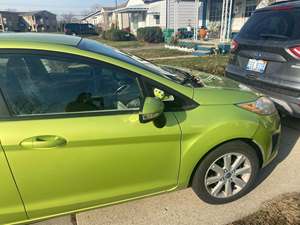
260,33,289,40
161,66,204,87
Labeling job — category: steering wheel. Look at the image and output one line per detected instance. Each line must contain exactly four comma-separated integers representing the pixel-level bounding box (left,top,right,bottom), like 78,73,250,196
114,84,129,95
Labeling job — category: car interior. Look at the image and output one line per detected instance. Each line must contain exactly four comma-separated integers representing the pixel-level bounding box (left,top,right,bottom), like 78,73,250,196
0,55,141,116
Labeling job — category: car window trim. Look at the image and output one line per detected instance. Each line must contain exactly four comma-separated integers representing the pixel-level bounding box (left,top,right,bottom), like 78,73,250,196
140,76,199,111
0,49,144,120
0,109,140,121
0,89,10,118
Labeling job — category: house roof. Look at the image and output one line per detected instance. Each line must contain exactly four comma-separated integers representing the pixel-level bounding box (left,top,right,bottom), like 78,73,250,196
81,4,128,21
0,11,19,14
114,4,149,13
0,10,56,17
143,0,161,3
102,6,117,11
0,33,81,47
81,11,103,21
19,10,56,16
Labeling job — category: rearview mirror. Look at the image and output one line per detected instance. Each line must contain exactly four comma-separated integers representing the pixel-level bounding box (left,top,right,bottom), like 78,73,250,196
139,97,164,123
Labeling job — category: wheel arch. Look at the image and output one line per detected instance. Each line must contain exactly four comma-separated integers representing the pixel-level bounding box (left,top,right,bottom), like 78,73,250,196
187,138,264,187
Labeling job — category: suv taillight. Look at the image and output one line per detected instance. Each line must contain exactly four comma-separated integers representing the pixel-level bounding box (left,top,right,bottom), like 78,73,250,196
231,40,239,52
271,5,293,11
288,46,300,59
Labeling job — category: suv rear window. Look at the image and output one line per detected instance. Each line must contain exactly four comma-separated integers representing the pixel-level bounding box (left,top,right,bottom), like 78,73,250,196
238,9,300,41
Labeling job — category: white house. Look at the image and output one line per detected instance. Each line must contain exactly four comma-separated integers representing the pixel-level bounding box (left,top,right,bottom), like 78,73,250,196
81,5,128,31
115,0,201,34
114,0,260,37
82,0,273,41
201,0,257,36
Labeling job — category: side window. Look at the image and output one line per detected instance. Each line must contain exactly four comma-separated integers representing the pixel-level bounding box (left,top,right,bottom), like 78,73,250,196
142,78,197,111
0,57,8,81
0,53,141,116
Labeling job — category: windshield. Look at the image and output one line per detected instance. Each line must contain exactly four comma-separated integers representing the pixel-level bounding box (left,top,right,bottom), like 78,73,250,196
238,9,300,41
78,39,200,87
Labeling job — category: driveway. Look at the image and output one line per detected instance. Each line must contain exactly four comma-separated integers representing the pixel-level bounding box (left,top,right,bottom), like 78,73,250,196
34,117,300,225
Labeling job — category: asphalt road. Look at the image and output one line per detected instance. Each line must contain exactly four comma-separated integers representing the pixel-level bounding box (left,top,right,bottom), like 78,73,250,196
34,116,300,225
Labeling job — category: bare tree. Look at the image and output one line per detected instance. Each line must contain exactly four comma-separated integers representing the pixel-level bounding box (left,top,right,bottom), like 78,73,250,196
61,13,75,23
82,3,103,17
90,3,103,12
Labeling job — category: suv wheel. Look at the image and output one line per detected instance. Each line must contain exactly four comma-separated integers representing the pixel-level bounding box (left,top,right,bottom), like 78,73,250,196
192,141,259,204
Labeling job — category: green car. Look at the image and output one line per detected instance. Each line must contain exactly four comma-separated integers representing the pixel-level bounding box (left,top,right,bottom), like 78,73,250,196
0,33,280,225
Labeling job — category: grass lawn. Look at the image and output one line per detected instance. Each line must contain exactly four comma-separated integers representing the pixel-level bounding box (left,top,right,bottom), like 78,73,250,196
152,55,230,76
86,36,191,60
127,48,191,59
85,35,229,76
86,36,157,49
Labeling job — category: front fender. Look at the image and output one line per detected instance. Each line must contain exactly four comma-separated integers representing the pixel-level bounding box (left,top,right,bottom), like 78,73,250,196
173,105,260,188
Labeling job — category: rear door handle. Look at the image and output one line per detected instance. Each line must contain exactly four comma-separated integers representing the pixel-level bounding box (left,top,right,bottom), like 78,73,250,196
20,135,67,149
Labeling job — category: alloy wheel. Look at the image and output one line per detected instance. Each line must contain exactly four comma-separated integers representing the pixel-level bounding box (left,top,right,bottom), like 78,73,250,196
204,153,252,198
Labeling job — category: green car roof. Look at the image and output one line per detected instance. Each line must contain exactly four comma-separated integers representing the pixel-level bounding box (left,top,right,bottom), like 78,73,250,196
0,33,168,79
0,33,81,47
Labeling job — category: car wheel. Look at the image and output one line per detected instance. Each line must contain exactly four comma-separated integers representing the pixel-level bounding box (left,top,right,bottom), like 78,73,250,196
192,141,260,204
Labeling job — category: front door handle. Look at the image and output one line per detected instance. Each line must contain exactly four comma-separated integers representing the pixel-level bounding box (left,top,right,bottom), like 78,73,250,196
20,135,67,149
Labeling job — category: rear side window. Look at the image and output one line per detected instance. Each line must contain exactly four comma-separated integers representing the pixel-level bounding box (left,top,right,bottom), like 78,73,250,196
238,9,300,41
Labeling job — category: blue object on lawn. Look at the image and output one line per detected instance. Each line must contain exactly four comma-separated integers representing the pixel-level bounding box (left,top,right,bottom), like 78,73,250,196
218,43,231,54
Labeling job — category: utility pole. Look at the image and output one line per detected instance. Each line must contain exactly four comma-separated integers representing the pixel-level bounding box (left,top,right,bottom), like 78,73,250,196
194,0,200,41
166,0,169,29
115,0,118,28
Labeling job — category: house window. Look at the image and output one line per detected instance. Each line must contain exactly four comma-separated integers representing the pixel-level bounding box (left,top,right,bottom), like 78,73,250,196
245,0,257,17
142,12,146,21
154,15,160,25
209,0,223,22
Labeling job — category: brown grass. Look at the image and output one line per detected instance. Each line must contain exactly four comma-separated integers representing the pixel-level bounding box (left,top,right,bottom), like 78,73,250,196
228,193,300,225
152,55,229,76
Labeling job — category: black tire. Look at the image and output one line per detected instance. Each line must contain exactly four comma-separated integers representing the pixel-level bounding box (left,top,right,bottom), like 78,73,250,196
192,140,260,204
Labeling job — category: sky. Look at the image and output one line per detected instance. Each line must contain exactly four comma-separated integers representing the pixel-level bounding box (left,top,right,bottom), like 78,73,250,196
0,0,126,15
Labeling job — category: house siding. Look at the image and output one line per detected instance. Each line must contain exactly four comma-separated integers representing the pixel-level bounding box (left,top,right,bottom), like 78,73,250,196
166,0,201,30
0,11,57,32
0,12,21,32
205,0,257,33
22,11,57,32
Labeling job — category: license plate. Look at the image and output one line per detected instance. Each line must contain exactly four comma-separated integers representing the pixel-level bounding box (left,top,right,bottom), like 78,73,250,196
246,59,267,73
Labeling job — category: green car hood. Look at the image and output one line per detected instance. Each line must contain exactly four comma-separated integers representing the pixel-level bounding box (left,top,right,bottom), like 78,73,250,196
163,66,260,105
193,71,260,105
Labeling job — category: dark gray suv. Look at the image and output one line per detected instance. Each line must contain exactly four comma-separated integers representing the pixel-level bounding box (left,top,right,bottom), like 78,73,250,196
226,1,300,118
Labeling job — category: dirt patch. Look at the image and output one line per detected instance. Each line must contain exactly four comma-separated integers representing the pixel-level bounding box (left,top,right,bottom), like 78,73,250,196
228,193,300,225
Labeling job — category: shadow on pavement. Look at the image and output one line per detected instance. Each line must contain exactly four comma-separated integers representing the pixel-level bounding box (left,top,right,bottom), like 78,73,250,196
254,116,300,188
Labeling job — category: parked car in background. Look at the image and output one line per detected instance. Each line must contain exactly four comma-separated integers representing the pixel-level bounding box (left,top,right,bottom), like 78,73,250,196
226,1,300,118
64,23,98,36
0,33,280,225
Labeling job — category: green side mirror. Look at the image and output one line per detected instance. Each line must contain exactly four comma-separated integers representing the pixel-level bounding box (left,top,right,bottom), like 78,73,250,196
139,97,164,123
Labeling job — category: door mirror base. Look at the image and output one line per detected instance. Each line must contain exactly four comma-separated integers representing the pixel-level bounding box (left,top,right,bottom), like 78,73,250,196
139,97,164,123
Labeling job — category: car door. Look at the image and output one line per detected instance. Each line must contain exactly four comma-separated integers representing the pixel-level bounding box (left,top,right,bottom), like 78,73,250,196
0,58,27,225
0,147,27,224
0,51,181,219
